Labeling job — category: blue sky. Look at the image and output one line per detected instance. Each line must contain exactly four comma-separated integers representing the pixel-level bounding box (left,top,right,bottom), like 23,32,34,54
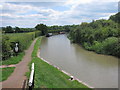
0,0,119,28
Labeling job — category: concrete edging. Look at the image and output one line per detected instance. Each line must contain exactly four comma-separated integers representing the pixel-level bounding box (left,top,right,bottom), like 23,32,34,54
37,49,94,88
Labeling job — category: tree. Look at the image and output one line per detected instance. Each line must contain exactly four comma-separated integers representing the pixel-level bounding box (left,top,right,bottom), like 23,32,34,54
3,26,13,33
15,26,21,33
109,12,120,23
35,24,48,35
2,27,6,33
68,13,119,57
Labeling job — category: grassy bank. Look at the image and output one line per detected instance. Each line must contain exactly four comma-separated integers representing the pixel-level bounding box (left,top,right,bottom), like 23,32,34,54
1,37,34,82
2,52,24,65
2,40,33,65
0,67,15,82
2,33,34,65
27,37,91,88
2,31,41,60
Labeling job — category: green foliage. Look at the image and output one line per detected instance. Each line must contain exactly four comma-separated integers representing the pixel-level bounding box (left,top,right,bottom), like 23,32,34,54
32,58,90,88
4,33,35,52
35,31,41,37
32,37,42,57
2,36,11,60
91,41,103,53
48,25,78,33
0,67,15,82
90,37,120,57
2,52,25,65
83,42,92,50
27,37,90,88
2,26,13,33
15,26,21,33
102,37,118,55
2,26,36,33
2,31,41,60
69,12,120,57
109,12,120,23
35,24,48,35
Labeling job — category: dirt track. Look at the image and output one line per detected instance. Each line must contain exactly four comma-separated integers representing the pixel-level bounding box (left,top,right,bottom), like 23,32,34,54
1,38,37,88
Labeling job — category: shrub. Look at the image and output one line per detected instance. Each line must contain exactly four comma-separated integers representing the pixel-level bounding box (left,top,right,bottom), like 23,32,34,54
102,37,118,55
83,42,92,50
2,36,11,60
91,41,103,53
35,31,41,37
2,31,41,60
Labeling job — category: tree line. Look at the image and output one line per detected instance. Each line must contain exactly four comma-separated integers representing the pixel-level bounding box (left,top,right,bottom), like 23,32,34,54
2,24,74,35
2,12,120,58
2,26,35,33
68,12,120,58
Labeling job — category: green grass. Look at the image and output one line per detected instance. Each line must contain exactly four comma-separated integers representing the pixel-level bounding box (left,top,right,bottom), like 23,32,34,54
27,37,91,88
0,67,15,82
2,52,25,65
2,32,36,60
0,38,34,82
2,37,33,65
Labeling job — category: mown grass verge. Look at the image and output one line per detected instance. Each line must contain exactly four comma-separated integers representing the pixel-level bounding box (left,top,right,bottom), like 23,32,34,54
2,38,33,65
0,38,34,82
2,52,25,65
27,37,91,88
0,67,15,82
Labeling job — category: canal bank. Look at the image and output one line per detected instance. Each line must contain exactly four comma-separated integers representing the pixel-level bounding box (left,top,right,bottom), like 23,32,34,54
37,49,93,88
40,34,119,88
28,37,91,88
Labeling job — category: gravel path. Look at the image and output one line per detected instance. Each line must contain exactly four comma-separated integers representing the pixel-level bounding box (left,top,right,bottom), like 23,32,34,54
1,38,37,88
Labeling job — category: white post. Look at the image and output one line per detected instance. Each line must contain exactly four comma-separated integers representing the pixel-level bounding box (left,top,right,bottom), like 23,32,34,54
28,63,34,87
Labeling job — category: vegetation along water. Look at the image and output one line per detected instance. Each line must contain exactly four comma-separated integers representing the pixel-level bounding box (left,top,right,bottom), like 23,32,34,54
68,12,120,58
1,12,119,88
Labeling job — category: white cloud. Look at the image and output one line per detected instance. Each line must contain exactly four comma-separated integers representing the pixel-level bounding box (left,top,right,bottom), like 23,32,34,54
0,0,119,27
0,0,66,3
66,0,119,5
65,0,93,7
65,0,119,7
3,3,38,14
98,13,116,19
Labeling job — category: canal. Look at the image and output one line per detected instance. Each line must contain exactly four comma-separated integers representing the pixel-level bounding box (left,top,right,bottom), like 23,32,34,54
40,34,119,88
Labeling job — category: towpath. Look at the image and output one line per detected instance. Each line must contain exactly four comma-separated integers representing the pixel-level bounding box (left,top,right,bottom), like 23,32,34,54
1,38,37,88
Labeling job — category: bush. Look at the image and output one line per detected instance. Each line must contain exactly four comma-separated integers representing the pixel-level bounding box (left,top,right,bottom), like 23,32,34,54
35,31,41,37
113,40,120,57
8,33,35,52
102,37,118,55
83,42,92,50
91,41,103,53
2,36,11,60
82,37,119,58
2,31,41,60
68,12,119,57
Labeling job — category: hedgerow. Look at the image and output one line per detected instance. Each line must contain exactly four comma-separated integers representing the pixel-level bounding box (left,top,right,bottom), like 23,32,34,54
2,31,41,60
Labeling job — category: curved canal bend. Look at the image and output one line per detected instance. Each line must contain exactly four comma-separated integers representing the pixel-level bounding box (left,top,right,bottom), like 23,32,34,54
40,34,119,88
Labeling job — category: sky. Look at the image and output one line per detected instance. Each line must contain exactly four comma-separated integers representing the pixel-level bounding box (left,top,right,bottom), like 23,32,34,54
0,0,119,28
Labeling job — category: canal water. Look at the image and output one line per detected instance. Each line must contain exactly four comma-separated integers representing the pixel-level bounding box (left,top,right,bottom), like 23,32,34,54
40,34,119,88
